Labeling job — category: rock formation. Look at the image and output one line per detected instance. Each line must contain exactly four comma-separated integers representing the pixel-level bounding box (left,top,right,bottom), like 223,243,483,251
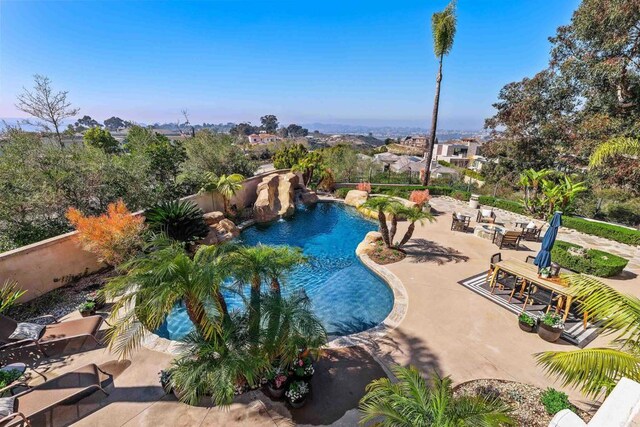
254,172,318,223
344,190,369,208
199,211,240,244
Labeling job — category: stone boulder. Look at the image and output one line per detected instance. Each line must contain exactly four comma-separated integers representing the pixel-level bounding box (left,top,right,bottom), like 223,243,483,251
199,218,240,245
344,190,369,208
254,174,280,223
355,231,382,256
203,211,225,226
277,172,298,217
299,189,319,205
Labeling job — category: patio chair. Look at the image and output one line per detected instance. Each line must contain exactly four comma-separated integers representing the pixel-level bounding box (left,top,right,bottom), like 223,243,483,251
476,209,496,224
525,255,535,264
0,363,110,426
450,213,471,232
493,231,521,250
0,315,103,357
515,221,542,242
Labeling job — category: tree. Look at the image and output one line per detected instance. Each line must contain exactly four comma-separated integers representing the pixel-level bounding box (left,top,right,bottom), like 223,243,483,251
292,151,323,186
283,124,309,138
272,144,308,169
83,127,120,153
260,115,279,133
421,1,457,185
362,197,397,248
396,207,435,248
103,116,127,131
359,365,514,426
66,200,146,266
589,137,640,168
536,274,640,398
74,115,101,131
229,122,258,136
15,74,80,148
200,173,245,214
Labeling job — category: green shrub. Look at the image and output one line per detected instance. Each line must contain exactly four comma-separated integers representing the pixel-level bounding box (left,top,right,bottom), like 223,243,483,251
551,241,629,277
540,388,573,415
606,203,640,227
334,188,350,199
437,160,452,167
518,312,536,326
463,169,484,181
478,196,526,215
561,216,640,246
145,200,209,243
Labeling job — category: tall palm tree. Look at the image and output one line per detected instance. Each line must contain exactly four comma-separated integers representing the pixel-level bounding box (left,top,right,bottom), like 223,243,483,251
261,246,307,298
421,1,457,186
359,365,514,426
589,136,640,168
536,274,640,397
396,207,435,248
200,173,244,214
104,241,236,358
362,196,397,248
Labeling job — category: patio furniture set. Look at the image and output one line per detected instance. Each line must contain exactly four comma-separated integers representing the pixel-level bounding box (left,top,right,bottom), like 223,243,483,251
451,209,543,250
0,314,109,425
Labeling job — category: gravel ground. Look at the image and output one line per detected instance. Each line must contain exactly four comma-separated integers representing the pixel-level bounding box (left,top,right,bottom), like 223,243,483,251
454,379,592,427
7,269,117,322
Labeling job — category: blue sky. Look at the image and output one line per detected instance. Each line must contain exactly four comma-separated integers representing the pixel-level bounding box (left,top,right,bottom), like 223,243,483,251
0,0,579,129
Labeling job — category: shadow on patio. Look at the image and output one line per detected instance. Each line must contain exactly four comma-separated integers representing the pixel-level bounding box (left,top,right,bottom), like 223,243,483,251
402,238,470,265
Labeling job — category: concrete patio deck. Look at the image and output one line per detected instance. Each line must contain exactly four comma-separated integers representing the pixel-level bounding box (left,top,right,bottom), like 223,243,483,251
6,197,639,426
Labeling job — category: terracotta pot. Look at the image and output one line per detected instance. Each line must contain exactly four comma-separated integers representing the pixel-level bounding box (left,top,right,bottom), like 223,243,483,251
518,319,535,332
538,322,563,342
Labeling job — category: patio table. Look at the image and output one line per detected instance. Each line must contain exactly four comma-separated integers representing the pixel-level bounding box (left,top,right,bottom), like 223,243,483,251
489,259,587,327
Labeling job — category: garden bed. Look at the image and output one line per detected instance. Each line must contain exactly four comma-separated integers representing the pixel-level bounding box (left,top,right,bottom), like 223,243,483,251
366,240,406,265
6,268,116,321
552,240,629,277
454,379,591,427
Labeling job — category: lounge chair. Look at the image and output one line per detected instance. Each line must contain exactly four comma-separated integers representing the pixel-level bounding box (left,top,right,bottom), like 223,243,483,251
476,209,496,224
515,221,542,242
450,213,471,232
0,363,110,426
493,231,521,250
0,315,103,357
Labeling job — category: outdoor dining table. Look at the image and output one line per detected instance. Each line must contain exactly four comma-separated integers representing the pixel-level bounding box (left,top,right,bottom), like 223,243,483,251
489,258,587,327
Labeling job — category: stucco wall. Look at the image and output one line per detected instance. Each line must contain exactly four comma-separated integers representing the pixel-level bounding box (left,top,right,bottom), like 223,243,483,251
0,169,291,302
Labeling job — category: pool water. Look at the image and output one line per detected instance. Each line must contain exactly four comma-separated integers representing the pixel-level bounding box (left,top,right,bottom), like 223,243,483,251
155,203,394,340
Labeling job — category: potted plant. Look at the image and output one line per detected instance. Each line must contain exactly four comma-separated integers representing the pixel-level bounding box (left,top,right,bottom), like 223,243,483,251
86,290,106,309
78,301,96,317
285,380,310,408
539,267,551,279
293,356,314,381
266,366,289,399
159,369,187,400
538,313,564,342
518,312,537,332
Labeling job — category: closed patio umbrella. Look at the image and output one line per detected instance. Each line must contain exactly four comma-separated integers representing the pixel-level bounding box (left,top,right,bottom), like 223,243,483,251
534,211,562,271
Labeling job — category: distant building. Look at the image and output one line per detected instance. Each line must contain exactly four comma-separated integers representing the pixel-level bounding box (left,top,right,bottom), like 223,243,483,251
432,138,480,167
248,131,281,144
400,135,429,148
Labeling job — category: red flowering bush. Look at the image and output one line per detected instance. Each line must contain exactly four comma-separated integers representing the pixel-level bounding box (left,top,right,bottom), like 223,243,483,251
356,182,372,193
409,189,431,206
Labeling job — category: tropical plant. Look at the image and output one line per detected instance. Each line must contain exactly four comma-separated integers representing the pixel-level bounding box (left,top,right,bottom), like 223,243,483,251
66,200,146,266
519,168,552,217
589,137,640,168
362,197,396,248
104,241,239,358
292,151,323,186
396,207,435,248
421,1,457,185
541,175,587,216
536,274,640,397
166,325,271,406
0,281,26,314
359,365,514,426
145,200,209,244
200,173,245,215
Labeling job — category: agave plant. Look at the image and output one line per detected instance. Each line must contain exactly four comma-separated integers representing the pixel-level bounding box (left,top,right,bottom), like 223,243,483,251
359,365,514,426
145,200,209,243
536,274,640,397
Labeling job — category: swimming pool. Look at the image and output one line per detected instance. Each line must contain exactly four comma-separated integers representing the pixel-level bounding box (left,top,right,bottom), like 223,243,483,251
155,202,394,340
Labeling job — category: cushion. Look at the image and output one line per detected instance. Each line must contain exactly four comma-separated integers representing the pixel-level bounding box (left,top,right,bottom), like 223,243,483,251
526,221,537,229
456,213,465,220
8,322,44,341
0,397,15,417
481,209,493,217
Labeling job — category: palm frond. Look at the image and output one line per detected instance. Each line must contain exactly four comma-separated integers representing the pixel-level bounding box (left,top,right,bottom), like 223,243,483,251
589,137,640,168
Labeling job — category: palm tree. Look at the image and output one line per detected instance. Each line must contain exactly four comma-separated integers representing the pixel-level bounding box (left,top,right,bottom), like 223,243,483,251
536,274,640,397
362,197,397,248
104,241,237,358
359,365,514,426
421,1,457,186
200,173,244,214
261,290,327,365
589,136,640,168
396,207,435,248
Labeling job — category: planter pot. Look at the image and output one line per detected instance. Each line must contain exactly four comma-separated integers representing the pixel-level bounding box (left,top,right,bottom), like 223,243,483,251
173,387,187,401
518,320,536,332
287,396,308,409
538,323,563,342
79,309,96,317
267,383,286,399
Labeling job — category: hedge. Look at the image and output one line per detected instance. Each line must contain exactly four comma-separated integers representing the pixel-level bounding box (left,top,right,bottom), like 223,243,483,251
369,185,471,201
551,240,629,277
477,196,526,215
561,216,640,246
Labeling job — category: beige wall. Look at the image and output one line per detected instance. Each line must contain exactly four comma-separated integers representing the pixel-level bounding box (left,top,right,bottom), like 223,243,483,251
0,169,291,302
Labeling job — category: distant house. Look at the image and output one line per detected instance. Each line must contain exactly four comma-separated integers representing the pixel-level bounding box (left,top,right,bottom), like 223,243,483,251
247,132,281,144
377,154,458,179
401,135,428,148
432,138,480,167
